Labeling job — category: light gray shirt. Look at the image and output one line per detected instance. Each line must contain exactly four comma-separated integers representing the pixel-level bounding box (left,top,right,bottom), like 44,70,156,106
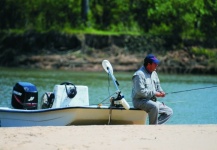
131,66,163,101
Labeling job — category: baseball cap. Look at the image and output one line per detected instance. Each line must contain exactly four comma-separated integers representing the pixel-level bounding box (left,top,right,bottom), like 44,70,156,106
144,54,160,64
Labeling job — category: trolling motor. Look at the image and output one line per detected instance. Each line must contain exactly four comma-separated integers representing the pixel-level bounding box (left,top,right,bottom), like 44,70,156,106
109,91,129,109
102,60,130,110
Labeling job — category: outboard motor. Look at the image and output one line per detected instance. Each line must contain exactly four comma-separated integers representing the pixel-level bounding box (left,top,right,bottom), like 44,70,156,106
11,82,38,110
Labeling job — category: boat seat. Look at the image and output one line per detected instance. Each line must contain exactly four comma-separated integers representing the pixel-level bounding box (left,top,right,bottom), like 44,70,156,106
52,85,89,108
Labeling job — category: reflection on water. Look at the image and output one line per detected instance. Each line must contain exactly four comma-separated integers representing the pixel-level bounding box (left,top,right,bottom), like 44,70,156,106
0,67,217,124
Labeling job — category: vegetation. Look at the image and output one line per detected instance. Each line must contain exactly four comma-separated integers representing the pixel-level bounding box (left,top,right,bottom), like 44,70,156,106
0,0,217,73
1,0,217,39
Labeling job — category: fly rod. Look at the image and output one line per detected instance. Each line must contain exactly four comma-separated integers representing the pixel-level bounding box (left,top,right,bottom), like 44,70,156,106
166,85,217,95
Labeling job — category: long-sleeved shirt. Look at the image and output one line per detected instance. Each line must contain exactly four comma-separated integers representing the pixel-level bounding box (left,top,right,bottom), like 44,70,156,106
131,66,163,101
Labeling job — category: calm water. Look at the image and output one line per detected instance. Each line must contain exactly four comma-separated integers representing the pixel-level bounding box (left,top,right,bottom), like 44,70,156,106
0,67,217,124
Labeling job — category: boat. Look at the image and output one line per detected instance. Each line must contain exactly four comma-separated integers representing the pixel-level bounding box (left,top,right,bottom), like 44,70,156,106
0,106,147,127
0,60,147,127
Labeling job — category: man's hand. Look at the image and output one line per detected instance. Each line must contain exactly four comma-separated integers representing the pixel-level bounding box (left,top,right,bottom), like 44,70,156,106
155,91,165,97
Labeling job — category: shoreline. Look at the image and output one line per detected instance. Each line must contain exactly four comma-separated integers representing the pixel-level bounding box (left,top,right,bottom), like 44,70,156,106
1,48,217,74
1,125,217,150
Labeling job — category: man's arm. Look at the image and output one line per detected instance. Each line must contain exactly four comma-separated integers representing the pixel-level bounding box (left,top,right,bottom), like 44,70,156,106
132,75,155,99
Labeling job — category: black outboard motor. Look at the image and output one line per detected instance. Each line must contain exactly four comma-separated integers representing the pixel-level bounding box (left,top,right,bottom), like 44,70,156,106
11,82,38,110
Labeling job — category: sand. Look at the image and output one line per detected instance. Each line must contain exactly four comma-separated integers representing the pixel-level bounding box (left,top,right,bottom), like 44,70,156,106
0,125,217,150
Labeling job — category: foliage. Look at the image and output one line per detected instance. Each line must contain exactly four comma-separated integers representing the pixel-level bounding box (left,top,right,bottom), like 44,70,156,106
191,47,216,58
191,47,217,66
0,0,217,49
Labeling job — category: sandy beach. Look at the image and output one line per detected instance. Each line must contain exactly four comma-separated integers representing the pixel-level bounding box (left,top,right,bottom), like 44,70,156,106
0,125,217,150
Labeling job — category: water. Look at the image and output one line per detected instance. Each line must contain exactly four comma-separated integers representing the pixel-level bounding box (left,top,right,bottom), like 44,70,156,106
1,67,217,124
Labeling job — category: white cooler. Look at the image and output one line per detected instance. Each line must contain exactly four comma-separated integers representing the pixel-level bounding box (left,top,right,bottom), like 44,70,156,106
52,85,89,108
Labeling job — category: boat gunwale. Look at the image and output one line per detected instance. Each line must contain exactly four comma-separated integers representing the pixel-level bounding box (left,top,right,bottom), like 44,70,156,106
0,106,144,113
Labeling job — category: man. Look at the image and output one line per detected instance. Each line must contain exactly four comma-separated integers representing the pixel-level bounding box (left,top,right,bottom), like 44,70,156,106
131,54,173,125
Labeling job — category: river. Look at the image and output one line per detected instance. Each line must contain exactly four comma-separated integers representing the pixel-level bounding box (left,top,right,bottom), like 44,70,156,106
0,67,217,124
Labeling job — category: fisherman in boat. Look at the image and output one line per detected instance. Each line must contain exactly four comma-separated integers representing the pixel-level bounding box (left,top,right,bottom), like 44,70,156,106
131,54,173,125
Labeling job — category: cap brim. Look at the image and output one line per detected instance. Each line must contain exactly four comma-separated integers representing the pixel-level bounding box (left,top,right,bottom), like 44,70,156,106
153,59,160,64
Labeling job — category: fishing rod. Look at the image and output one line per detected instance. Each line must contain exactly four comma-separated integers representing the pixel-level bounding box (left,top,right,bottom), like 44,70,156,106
166,85,217,95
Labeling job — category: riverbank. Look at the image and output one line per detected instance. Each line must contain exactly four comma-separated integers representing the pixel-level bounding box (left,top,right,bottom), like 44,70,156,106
1,125,217,150
1,32,216,74
11,48,217,74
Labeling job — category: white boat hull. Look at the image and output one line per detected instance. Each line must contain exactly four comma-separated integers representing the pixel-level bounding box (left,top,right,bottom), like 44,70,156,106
0,106,147,127
1,80,148,127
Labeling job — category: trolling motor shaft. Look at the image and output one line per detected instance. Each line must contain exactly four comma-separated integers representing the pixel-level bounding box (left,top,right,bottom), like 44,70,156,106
102,60,130,110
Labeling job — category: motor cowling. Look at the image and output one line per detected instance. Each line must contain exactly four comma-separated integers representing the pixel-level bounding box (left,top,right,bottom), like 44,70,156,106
11,82,38,110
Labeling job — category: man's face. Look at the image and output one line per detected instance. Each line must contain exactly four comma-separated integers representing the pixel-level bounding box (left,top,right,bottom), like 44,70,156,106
148,62,158,72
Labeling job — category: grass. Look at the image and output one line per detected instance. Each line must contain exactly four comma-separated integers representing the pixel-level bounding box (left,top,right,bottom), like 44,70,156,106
1,27,143,36
62,27,143,36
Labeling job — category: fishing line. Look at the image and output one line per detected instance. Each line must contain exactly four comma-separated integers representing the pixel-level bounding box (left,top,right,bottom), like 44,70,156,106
97,79,124,106
97,87,126,106
166,85,217,95
98,85,217,106
94,75,114,106
97,91,116,105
